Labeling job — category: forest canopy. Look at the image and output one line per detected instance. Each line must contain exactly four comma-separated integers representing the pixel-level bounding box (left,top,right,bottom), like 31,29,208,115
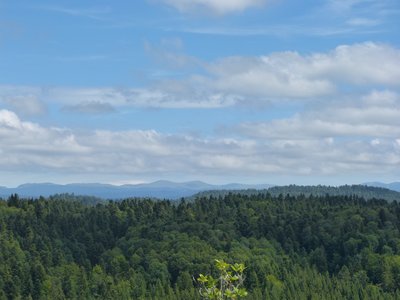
1,192,400,299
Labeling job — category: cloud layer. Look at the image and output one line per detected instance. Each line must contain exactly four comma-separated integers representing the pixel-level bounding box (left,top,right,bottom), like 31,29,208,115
2,42,398,111
1,42,400,184
1,92,400,181
204,42,400,99
238,90,400,139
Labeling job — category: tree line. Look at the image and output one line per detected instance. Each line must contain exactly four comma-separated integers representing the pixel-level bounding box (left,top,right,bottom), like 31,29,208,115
1,192,400,299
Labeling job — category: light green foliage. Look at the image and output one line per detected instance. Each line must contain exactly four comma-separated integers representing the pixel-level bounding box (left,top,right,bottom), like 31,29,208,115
197,260,248,299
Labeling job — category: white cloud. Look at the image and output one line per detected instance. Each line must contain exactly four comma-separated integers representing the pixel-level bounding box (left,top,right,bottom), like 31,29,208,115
3,95,47,116
237,90,400,139
202,42,400,99
133,42,400,103
0,109,25,129
140,42,400,104
205,55,335,98
160,0,266,15
1,43,399,110
0,110,88,171
43,87,124,106
371,139,380,146
311,43,400,86
1,108,400,181
0,85,240,110
0,86,47,116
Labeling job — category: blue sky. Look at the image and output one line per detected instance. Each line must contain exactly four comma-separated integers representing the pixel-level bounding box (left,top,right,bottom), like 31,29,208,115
0,0,400,186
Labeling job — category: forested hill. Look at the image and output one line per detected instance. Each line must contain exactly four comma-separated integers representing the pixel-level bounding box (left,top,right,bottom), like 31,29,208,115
192,184,400,202
0,181,272,200
2,193,400,299
2,183,398,202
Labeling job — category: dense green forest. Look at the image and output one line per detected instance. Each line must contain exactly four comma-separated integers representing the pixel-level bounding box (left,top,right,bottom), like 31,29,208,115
1,192,400,299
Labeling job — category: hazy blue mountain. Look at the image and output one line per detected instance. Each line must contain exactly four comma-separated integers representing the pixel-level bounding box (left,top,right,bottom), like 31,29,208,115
193,184,400,202
0,181,273,200
363,182,400,192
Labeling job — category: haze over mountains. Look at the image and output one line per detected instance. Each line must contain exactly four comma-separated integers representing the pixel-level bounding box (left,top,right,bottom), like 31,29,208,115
363,182,400,192
0,181,272,200
1,180,400,200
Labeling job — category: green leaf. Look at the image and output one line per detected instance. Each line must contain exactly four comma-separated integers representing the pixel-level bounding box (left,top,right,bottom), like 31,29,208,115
198,274,208,283
215,259,230,271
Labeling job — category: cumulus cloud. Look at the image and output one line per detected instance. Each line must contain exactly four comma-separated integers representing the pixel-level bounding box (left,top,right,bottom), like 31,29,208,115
1,43,399,110
202,42,400,99
312,42,400,86
1,108,400,180
108,42,400,104
0,86,47,116
237,90,400,139
3,95,47,116
95,42,400,105
160,0,266,15
0,110,89,171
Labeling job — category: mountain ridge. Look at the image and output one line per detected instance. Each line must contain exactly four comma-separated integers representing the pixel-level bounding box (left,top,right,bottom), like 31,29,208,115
192,184,400,202
363,181,400,192
0,181,273,200
1,181,400,202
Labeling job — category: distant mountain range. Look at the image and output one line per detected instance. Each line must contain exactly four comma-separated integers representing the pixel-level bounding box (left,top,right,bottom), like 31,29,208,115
0,181,273,200
1,181,399,201
363,182,400,192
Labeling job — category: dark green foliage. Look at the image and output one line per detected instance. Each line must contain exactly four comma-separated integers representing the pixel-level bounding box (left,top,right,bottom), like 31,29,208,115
48,193,106,205
193,184,400,202
1,192,400,299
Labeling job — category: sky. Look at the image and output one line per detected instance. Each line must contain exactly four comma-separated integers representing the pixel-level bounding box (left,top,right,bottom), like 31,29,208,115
0,0,400,187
